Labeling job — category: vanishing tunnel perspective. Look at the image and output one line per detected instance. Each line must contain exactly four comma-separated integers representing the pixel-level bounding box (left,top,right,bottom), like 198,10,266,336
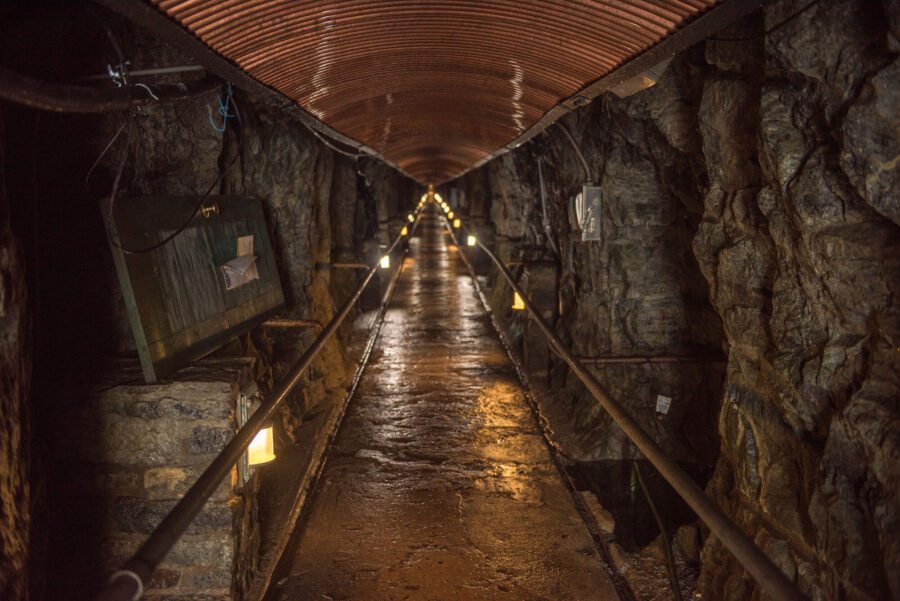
0,1,898,601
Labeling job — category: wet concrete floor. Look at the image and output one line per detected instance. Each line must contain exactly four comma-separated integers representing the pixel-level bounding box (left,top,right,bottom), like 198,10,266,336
274,207,620,601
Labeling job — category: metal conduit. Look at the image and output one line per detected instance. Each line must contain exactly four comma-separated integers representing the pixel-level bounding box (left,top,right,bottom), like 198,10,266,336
437,209,807,601
94,209,422,601
0,67,222,113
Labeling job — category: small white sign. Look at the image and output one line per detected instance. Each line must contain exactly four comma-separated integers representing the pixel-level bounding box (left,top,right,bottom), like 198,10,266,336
656,394,672,415
221,255,259,290
237,235,254,257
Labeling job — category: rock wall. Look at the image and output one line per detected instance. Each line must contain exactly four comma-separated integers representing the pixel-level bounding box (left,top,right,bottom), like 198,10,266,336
0,96,30,601
456,1,899,599
0,5,412,600
696,2,899,599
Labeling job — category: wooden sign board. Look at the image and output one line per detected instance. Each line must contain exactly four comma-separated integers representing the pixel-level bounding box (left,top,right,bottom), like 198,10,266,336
102,196,284,383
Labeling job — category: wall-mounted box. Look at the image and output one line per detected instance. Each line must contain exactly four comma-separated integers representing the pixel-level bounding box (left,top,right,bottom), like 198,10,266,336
102,195,284,383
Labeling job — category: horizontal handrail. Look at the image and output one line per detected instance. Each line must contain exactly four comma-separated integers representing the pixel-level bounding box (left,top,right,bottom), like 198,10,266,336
96,208,422,601
439,210,806,601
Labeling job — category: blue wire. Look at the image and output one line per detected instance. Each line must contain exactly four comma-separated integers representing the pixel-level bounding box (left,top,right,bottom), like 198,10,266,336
209,82,235,133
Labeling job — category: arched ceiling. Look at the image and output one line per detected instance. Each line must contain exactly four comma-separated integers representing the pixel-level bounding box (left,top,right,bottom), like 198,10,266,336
148,0,720,182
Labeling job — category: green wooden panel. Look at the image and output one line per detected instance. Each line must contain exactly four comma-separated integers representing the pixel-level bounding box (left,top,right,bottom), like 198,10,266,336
101,195,285,383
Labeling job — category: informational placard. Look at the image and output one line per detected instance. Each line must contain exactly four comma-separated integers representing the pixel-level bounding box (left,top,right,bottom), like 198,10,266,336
656,394,673,415
102,196,285,383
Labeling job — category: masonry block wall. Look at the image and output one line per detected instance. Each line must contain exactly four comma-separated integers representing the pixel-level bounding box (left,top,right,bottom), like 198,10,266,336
38,359,258,600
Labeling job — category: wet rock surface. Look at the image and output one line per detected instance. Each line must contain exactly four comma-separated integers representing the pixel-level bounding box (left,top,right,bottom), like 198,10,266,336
274,209,619,601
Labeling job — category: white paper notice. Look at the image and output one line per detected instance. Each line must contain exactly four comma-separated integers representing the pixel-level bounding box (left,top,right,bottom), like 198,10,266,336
221,255,259,290
656,394,672,415
237,235,254,257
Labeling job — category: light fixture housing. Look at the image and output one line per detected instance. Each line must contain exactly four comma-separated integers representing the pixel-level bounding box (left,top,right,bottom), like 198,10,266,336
380,255,390,269
407,213,415,223
448,211,454,219
434,193,444,203
466,235,477,247
400,225,408,236
512,291,526,311
453,218,461,229
248,425,276,466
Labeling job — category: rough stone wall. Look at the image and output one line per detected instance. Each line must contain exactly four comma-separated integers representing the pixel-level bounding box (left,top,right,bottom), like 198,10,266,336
460,45,725,470
0,98,30,601
459,1,899,599
695,2,900,599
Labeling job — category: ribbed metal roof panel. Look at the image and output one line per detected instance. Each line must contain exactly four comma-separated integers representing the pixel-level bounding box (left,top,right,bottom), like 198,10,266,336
149,0,717,182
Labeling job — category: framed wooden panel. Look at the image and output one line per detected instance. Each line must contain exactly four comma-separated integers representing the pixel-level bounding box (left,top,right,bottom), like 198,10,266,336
102,195,284,382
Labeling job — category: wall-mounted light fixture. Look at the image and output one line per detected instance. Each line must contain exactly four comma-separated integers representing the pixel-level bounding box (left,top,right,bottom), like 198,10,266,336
448,211,455,219
380,255,390,269
467,235,477,247
453,218,461,229
434,193,444,203
400,225,409,236
248,424,276,466
407,213,415,223
609,58,672,98
512,291,526,311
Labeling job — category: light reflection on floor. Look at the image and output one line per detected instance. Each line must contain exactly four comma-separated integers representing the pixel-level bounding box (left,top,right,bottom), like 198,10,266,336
275,206,619,601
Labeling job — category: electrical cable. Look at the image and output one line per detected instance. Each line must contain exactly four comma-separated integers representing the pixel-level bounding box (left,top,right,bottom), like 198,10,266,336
105,88,243,255
85,120,128,188
208,82,235,132
556,122,593,184
708,0,823,42
301,120,365,158
536,157,560,258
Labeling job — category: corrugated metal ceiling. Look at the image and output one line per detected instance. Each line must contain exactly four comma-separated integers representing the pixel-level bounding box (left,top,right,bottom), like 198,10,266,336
149,0,718,182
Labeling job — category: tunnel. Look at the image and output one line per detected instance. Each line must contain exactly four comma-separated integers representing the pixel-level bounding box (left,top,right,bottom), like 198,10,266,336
0,1,898,600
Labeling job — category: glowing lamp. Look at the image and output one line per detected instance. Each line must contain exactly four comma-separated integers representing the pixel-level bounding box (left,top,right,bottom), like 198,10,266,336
453,218,461,229
443,204,450,214
380,255,390,269
420,193,428,203
247,425,276,466
407,213,415,223
467,235,477,247
448,211,455,219
400,225,408,236
434,193,444,202
512,291,526,311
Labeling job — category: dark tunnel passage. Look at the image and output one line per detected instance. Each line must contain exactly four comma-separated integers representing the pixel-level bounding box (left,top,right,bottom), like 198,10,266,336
0,2,898,601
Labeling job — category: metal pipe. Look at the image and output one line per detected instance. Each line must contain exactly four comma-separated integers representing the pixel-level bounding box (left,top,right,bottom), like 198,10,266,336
0,67,221,113
261,319,323,329
577,354,726,365
328,262,370,269
94,210,421,601
80,64,206,81
441,214,806,601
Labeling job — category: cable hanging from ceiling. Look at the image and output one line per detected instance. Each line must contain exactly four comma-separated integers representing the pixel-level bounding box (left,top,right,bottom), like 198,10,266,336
103,82,243,255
